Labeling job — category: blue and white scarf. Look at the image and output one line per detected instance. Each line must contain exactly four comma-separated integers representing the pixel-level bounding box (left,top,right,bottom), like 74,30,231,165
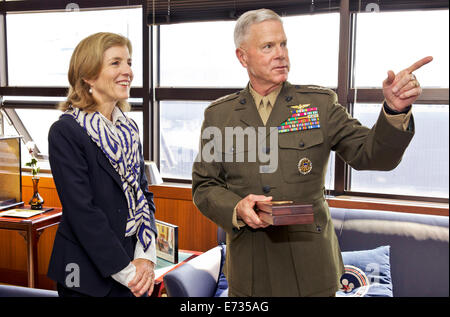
64,107,153,251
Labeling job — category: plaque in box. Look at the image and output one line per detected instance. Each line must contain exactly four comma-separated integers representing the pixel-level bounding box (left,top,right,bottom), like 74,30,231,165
255,200,314,215
255,200,314,226
258,212,314,226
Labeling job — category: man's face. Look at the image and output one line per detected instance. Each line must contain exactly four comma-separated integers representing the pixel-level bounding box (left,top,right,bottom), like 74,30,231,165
237,20,290,92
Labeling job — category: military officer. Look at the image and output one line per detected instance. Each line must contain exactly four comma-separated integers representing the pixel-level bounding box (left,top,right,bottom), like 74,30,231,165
192,8,432,297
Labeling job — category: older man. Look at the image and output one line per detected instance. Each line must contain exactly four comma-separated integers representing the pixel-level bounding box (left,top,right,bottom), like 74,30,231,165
192,8,432,297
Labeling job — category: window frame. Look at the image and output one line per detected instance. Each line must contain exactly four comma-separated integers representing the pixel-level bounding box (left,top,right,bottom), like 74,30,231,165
0,1,152,168
0,0,448,203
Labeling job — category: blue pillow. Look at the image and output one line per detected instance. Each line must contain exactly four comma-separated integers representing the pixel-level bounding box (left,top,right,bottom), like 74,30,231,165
336,245,393,297
214,244,229,297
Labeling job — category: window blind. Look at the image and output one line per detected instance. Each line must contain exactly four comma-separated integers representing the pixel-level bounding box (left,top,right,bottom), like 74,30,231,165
146,0,449,25
146,0,341,25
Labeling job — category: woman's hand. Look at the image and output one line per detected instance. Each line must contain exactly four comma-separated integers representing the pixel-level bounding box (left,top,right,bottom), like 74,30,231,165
128,258,155,297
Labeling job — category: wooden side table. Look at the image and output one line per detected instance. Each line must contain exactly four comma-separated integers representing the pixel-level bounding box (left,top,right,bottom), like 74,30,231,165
151,249,202,297
0,207,62,288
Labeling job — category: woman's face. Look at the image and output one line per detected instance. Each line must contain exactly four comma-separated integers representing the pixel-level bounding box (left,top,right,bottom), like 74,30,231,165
87,45,133,105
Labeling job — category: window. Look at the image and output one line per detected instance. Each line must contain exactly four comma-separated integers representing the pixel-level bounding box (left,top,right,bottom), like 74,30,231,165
2,3,448,204
351,104,449,198
6,8,143,87
3,7,144,169
160,101,210,179
351,9,449,200
158,13,340,180
160,21,245,87
283,13,340,87
354,10,449,88
159,13,340,88
2,98,143,170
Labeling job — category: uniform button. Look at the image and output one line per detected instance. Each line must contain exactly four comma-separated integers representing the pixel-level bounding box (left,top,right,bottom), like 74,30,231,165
316,225,322,232
240,98,246,105
262,185,271,194
285,96,293,102
299,142,305,148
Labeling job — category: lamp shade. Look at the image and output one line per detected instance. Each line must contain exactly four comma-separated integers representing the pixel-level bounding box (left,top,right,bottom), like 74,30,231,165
144,161,163,185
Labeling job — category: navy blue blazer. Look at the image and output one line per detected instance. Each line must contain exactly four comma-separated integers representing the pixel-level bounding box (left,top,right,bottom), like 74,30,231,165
47,114,157,297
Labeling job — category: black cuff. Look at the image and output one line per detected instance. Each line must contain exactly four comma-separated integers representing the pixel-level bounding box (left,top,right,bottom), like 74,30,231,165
384,102,411,115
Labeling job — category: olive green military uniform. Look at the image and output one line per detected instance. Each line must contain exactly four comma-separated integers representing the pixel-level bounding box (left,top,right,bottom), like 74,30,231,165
192,81,414,297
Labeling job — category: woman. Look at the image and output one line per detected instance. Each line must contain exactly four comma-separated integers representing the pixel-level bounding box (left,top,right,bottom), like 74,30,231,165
47,32,158,297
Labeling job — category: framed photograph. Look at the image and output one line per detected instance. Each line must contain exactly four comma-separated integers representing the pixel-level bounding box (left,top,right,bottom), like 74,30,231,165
155,220,178,263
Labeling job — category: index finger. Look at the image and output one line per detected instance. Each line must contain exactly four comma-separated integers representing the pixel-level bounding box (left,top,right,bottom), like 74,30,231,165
406,56,433,73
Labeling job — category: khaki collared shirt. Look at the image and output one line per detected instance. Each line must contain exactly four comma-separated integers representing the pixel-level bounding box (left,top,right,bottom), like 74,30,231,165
249,84,283,126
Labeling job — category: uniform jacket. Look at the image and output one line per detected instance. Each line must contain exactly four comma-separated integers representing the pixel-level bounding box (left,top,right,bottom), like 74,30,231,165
192,81,414,296
47,114,157,297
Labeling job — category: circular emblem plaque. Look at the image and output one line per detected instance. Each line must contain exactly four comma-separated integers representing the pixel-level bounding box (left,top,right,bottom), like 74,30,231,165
298,157,312,175
337,265,370,297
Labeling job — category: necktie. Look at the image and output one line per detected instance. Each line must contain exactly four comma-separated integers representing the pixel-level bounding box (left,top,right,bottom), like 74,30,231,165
259,98,272,125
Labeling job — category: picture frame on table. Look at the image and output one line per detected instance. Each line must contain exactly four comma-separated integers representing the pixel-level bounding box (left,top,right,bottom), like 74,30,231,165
155,220,178,263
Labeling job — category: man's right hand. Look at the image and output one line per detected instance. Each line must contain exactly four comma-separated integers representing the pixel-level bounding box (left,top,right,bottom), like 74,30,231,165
236,194,273,229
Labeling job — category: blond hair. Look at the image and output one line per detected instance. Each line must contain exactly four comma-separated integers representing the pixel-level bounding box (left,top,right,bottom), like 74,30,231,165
59,32,132,112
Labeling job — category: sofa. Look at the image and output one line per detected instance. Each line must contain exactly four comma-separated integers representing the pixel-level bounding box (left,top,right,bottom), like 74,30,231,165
163,207,449,297
0,284,58,297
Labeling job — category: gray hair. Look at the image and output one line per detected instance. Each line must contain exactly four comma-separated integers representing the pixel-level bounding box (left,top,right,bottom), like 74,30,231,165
234,8,282,48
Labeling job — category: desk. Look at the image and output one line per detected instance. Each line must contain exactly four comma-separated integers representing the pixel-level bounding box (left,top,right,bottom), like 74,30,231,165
152,249,202,297
0,208,62,288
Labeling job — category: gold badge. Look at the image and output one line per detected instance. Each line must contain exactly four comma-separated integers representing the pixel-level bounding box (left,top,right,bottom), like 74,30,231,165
298,158,312,175
290,104,310,110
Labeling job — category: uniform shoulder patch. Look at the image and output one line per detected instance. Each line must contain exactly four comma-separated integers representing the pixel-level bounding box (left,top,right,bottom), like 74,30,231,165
209,91,240,108
294,84,335,96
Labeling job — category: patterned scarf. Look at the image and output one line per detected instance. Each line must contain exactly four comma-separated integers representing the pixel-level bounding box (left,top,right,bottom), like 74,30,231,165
63,107,153,251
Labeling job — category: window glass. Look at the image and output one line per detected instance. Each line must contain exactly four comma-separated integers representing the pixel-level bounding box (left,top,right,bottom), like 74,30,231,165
351,104,449,198
159,100,337,185
354,10,449,88
283,13,339,87
160,101,210,179
6,8,142,87
160,21,245,87
16,108,143,157
15,109,61,156
2,111,19,137
4,101,142,169
159,13,339,87
325,152,335,191
127,110,144,146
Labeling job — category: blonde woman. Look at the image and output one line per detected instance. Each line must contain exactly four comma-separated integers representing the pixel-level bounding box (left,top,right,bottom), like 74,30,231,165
48,32,157,297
